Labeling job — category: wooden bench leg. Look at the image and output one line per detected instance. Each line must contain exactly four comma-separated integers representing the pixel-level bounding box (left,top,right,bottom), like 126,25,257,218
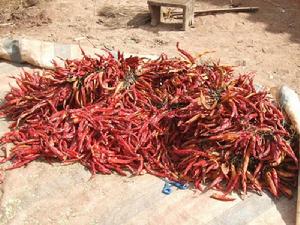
190,0,195,25
148,5,161,26
190,4,194,25
183,7,189,31
183,3,194,29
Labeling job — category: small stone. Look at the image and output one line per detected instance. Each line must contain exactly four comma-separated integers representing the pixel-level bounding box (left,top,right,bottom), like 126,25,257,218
269,74,274,79
130,35,141,44
86,35,95,39
234,60,246,67
74,36,86,41
96,18,104,24
23,0,38,8
154,38,168,46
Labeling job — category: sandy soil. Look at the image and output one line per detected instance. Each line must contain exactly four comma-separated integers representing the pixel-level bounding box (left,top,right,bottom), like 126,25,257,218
0,0,299,91
0,0,299,225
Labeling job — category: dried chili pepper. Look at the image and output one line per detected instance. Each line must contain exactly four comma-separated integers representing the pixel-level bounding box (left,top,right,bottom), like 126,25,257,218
0,45,298,201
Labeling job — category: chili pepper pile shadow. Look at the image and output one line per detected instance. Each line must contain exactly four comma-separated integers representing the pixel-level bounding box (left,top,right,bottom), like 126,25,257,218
0,43,298,201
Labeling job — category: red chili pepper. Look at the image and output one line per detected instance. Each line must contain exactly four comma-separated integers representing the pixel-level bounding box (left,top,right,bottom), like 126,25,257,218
278,183,293,199
205,174,224,191
210,193,235,201
265,171,278,198
176,42,195,64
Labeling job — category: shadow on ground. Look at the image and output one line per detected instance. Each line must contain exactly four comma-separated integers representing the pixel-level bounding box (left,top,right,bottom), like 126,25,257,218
195,0,300,44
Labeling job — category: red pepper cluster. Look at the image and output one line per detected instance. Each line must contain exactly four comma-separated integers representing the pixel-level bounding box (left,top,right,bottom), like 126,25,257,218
0,44,298,201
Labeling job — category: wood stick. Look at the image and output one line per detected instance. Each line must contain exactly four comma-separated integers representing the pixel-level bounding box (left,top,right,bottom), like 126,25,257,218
171,7,259,17
0,23,14,27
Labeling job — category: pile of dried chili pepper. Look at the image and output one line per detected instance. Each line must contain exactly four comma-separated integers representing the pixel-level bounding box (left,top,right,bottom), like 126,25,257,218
0,44,298,201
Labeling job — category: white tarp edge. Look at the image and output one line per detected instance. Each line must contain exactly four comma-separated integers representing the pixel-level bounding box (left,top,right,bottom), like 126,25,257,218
0,38,158,69
280,86,300,225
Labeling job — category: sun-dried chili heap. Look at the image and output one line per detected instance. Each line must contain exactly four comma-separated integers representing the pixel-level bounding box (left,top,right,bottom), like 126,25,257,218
0,45,298,201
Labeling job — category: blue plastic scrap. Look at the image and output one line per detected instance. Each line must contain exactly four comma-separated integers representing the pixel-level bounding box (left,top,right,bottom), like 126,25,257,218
162,182,172,195
162,180,189,195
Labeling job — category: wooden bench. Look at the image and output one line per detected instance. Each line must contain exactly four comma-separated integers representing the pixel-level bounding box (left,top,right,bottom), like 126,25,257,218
147,0,194,30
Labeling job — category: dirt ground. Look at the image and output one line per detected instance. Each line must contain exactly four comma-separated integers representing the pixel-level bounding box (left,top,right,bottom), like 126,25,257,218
0,0,299,91
0,0,299,225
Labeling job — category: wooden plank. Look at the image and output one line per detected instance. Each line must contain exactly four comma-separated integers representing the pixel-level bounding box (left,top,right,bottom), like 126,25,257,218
148,0,191,8
171,7,259,16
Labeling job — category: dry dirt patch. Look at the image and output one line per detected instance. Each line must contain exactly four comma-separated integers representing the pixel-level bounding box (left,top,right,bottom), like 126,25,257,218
0,0,51,27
